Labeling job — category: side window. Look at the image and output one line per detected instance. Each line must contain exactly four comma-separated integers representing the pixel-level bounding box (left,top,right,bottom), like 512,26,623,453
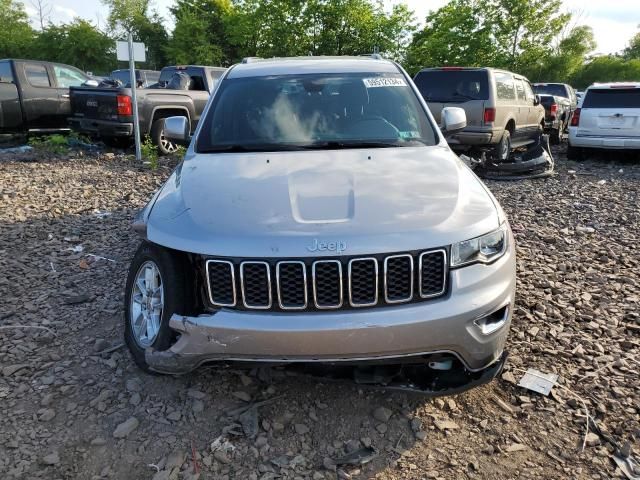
0,62,14,83
54,65,87,88
25,63,51,87
495,73,516,101
524,82,535,103
514,79,526,103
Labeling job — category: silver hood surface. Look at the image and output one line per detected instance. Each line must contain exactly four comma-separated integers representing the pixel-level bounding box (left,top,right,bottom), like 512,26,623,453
146,145,500,257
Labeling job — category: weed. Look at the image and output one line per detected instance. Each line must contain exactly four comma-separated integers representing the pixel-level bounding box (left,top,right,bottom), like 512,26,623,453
28,134,70,154
141,136,159,169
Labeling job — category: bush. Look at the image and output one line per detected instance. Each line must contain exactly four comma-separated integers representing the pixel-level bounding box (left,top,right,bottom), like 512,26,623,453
28,134,70,154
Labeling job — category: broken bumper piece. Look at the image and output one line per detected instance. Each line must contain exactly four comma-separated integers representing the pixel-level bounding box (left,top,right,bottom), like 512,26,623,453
474,134,555,180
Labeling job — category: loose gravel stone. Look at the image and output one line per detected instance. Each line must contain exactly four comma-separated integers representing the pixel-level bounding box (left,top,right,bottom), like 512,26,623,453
113,417,139,438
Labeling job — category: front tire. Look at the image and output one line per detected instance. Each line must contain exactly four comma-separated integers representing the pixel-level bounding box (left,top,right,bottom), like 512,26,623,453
151,119,179,156
124,241,192,373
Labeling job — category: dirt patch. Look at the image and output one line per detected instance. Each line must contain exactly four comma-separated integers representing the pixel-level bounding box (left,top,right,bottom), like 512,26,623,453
0,149,638,479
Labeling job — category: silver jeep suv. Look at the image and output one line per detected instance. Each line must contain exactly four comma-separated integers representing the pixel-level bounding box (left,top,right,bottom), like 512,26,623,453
125,57,516,394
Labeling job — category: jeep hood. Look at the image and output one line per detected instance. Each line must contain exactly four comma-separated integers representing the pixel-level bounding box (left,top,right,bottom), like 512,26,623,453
145,146,500,257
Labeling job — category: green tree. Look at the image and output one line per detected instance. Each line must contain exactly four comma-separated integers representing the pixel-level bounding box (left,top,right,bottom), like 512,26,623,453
31,20,115,73
102,0,169,69
0,0,36,58
492,0,569,71
571,56,640,89
167,0,238,65
406,0,587,79
623,28,640,60
405,0,496,74
523,25,596,82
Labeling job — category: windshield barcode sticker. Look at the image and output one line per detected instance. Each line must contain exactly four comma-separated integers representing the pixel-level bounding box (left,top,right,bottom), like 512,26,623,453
363,77,408,88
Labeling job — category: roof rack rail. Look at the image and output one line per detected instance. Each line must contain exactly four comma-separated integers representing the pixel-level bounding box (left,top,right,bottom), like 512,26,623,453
241,57,262,64
359,53,384,60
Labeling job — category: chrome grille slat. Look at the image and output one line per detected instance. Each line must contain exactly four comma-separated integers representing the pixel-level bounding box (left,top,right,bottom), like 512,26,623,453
312,260,343,309
384,254,413,303
240,261,272,309
348,258,378,307
206,250,446,311
205,260,236,307
276,261,307,310
419,249,447,298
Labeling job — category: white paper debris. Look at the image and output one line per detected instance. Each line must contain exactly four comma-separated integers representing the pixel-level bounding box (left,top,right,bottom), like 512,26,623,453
518,368,558,396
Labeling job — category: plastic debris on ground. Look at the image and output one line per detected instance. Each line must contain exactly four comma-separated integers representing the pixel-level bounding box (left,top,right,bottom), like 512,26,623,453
0,145,33,154
333,446,377,466
517,368,558,396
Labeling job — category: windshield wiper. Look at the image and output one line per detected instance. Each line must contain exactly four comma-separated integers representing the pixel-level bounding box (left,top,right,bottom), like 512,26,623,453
199,144,306,153
302,140,410,150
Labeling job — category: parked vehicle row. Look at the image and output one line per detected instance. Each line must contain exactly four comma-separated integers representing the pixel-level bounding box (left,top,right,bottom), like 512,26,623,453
68,65,227,153
413,67,545,161
538,94,571,144
0,59,96,134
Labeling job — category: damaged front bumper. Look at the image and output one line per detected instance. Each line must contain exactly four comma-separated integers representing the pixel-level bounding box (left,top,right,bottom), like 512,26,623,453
145,251,515,391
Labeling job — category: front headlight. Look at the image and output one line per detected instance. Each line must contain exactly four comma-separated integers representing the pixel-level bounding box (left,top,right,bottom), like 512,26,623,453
451,224,508,267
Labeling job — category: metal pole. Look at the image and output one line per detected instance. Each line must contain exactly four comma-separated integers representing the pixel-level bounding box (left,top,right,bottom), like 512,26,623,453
128,32,142,162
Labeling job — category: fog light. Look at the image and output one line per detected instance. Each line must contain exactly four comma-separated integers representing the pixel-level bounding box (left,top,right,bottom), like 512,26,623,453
474,305,509,335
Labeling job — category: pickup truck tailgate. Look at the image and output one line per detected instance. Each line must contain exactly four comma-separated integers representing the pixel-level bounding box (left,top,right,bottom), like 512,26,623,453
70,88,121,121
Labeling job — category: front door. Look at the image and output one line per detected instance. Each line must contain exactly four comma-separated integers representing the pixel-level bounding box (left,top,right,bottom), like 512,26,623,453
52,64,89,122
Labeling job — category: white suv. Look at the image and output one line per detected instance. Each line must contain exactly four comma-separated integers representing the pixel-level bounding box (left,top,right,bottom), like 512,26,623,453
568,82,640,160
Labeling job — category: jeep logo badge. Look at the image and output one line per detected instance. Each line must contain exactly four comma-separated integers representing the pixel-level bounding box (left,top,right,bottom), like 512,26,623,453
307,239,347,254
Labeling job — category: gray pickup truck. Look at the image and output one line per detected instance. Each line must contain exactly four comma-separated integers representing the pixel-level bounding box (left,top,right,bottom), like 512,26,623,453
68,65,226,153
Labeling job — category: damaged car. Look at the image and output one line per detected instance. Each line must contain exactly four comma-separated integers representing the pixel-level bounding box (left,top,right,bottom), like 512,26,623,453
124,56,516,395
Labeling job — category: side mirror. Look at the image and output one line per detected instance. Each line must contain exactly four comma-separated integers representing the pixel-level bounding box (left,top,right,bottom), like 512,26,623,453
441,107,467,135
163,116,191,146
83,79,99,87
533,94,541,106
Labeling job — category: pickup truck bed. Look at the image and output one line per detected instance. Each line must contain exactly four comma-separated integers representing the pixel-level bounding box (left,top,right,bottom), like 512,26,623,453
69,65,226,153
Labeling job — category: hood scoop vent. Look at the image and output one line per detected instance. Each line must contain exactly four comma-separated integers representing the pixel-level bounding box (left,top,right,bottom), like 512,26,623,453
289,169,355,224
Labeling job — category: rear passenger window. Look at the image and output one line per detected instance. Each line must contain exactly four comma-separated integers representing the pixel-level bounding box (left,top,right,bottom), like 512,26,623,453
495,73,515,101
25,64,51,87
0,62,14,83
515,79,526,102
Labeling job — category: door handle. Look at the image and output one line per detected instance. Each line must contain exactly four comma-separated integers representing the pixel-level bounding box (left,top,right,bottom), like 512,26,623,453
61,94,70,98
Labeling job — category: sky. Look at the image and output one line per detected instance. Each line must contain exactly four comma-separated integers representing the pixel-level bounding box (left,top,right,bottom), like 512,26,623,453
24,0,640,55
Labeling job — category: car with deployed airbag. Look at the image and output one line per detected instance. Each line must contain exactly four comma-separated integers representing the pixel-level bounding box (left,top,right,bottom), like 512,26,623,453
124,56,516,394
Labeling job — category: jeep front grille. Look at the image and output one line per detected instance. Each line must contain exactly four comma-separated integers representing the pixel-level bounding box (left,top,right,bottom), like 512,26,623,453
205,249,447,312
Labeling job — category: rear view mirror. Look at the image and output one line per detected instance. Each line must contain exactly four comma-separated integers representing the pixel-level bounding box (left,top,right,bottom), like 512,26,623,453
163,116,191,146
441,107,467,135
83,79,99,87
534,94,541,106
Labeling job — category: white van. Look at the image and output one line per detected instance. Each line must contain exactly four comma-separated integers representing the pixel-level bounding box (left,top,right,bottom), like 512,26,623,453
568,82,640,159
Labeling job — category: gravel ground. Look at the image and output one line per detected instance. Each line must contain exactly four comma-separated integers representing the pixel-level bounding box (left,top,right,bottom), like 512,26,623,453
0,146,638,480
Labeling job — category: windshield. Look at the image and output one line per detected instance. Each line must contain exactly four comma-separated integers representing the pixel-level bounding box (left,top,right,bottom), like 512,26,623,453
533,84,567,98
413,70,489,102
582,89,640,108
196,72,437,152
